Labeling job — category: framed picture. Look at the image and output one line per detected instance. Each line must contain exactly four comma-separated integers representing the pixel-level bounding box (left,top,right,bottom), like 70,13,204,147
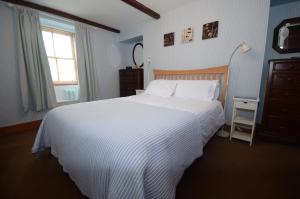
202,21,219,40
164,32,175,47
182,27,194,43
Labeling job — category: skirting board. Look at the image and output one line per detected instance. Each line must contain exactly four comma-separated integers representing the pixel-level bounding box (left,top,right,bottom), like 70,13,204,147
0,120,42,136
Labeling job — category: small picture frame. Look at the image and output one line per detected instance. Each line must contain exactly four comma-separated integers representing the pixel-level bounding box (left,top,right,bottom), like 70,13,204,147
164,32,175,47
202,21,219,40
182,27,194,43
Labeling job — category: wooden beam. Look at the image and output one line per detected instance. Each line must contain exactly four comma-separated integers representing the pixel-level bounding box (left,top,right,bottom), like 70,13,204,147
121,0,160,19
2,0,120,33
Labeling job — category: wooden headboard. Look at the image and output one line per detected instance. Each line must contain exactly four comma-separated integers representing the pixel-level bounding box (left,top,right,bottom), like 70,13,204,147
153,65,229,107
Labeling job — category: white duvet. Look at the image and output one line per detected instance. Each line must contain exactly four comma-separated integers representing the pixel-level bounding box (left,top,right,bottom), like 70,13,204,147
32,95,225,199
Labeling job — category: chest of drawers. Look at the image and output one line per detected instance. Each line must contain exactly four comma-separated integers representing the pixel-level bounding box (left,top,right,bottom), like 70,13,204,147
261,59,300,144
119,69,144,97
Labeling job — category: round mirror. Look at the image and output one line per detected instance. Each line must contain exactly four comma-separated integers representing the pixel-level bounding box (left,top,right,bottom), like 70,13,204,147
132,43,143,68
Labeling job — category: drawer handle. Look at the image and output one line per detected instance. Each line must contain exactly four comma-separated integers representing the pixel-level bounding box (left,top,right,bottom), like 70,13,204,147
287,78,292,81
243,102,248,104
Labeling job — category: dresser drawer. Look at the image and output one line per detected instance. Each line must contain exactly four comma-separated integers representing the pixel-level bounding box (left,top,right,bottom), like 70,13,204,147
234,101,257,110
268,100,300,117
269,89,299,100
120,76,137,84
120,89,135,96
273,61,300,72
271,74,300,89
120,83,139,90
264,116,299,137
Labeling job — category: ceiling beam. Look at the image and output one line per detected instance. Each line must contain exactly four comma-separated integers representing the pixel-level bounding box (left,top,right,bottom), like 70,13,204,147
2,0,120,33
121,0,160,19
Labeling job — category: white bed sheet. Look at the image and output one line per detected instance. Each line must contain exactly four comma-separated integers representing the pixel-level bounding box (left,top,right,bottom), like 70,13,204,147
32,95,225,199
121,94,225,144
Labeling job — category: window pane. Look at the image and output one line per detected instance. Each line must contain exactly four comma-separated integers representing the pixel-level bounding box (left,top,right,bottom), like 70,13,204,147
48,58,58,81
57,59,77,82
42,31,54,56
53,33,73,58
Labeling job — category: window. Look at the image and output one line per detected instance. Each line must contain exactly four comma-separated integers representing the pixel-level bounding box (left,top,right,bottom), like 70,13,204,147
42,27,78,85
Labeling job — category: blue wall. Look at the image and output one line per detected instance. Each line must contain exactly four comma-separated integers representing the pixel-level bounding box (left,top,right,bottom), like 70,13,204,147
258,1,300,123
271,0,300,7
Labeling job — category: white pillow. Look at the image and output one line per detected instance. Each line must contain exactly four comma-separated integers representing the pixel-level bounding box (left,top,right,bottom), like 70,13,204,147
144,80,177,97
174,80,219,101
213,83,220,100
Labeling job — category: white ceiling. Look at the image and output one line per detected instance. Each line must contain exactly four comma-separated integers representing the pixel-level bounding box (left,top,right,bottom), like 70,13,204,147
27,0,197,31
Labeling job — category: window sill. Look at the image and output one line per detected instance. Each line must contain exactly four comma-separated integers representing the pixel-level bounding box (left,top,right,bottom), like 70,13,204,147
57,100,80,106
54,83,79,86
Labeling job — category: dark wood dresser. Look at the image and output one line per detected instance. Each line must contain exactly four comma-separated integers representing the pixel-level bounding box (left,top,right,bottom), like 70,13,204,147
261,58,300,144
119,69,143,97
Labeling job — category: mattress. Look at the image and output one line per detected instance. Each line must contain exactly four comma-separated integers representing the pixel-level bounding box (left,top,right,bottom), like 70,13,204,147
32,95,225,199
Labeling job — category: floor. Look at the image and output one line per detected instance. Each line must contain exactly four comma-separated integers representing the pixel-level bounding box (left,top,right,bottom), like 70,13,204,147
0,131,299,199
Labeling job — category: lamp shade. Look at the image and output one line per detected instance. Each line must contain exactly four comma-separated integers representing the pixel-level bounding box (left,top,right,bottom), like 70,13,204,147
240,42,251,53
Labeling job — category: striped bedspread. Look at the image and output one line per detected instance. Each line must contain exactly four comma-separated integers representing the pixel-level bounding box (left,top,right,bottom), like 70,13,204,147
32,96,224,199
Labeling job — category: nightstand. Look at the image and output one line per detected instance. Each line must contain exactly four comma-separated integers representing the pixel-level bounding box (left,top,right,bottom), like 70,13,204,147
230,97,259,146
135,89,144,95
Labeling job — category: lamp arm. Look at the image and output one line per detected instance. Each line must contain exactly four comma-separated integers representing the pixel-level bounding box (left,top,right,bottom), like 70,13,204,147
218,42,251,137
228,44,241,68
224,43,242,115
224,43,242,110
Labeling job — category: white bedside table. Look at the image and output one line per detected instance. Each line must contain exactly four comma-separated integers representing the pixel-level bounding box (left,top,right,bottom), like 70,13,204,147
230,97,259,146
135,89,144,95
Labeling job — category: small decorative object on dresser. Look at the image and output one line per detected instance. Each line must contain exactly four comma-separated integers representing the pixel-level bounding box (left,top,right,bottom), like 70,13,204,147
135,89,144,95
230,97,259,146
261,58,300,144
119,69,144,97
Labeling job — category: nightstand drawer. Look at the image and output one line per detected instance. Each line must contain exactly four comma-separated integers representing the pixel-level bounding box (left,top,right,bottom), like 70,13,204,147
235,101,257,110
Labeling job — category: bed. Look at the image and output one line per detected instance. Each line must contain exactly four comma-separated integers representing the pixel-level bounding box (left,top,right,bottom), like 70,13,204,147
32,65,228,199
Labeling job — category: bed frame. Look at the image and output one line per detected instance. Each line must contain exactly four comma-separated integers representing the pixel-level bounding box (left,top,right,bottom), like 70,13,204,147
153,65,229,107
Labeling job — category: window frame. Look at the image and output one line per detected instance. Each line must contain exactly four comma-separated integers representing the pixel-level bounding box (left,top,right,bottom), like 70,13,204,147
42,26,79,86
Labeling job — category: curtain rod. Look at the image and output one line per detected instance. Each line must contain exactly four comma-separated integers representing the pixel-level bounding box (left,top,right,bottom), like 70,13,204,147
8,3,99,31
3,0,120,33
